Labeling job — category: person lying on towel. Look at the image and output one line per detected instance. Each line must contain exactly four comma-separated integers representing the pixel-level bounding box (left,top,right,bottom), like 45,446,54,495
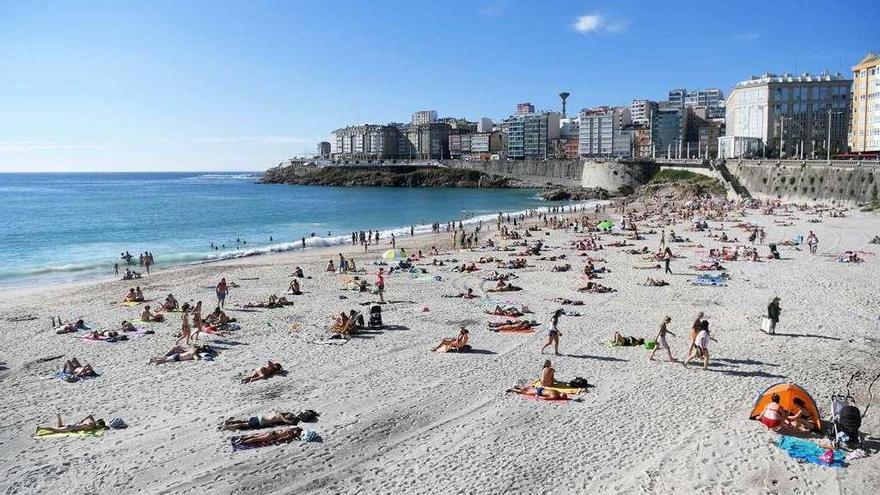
506,385,568,400
612,332,644,347
221,412,299,431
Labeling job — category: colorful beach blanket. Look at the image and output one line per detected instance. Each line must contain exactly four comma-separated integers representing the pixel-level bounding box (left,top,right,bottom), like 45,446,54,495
34,427,105,439
693,275,727,287
776,436,845,468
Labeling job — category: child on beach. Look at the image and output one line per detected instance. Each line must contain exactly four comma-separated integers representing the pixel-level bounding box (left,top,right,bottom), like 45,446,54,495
683,320,715,370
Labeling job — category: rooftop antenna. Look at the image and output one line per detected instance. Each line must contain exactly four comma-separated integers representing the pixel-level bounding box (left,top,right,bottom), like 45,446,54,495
559,92,570,118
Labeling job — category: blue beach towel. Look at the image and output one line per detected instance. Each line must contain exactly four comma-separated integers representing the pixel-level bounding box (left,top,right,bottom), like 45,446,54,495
692,274,727,286
776,436,845,468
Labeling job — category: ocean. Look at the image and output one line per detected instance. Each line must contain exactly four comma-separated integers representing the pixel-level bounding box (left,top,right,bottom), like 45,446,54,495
0,172,554,288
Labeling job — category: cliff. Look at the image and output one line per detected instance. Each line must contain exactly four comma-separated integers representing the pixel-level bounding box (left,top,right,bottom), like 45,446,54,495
260,165,516,188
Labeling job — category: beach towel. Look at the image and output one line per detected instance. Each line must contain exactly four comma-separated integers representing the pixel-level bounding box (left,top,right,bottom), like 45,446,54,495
776,436,845,468
693,275,727,287
496,327,536,334
54,371,98,383
119,301,142,307
231,433,298,451
531,380,584,395
310,338,349,346
34,427,105,439
521,394,571,403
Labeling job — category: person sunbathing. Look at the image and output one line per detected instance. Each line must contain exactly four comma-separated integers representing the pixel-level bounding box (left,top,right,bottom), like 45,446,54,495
291,266,305,278
692,261,725,271
432,327,470,352
553,298,583,306
134,287,145,302
453,262,479,272
119,320,137,332
221,412,299,431
123,288,138,302
241,361,284,383
325,260,336,272
230,427,302,450
150,345,217,364
487,305,523,317
642,278,669,287
443,288,476,299
61,357,97,381
161,294,179,311
578,282,615,293
88,329,126,341
287,278,301,295
140,305,164,322
625,247,650,255
551,264,571,272
204,307,231,327
56,319,87,334
611,332,644,347
489,320,537,332
38,414,106,434
486,280,522,292
506,385,568,400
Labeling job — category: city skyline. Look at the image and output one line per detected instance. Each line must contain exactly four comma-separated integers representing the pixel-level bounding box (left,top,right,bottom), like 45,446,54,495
1,0,877,172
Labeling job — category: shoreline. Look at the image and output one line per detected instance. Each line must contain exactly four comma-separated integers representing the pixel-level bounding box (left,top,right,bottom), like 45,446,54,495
0,199,606,298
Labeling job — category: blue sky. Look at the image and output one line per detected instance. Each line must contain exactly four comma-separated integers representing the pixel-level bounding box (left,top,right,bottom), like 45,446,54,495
0,0,876,172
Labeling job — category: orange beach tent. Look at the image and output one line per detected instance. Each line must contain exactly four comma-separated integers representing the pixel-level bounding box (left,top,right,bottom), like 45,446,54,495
748,383,822,431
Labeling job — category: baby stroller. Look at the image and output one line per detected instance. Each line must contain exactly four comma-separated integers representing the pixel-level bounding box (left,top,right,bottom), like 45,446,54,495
830,371,879,448
368,305,383,329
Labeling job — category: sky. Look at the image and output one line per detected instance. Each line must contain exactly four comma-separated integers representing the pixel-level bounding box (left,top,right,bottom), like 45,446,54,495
0,0,877,172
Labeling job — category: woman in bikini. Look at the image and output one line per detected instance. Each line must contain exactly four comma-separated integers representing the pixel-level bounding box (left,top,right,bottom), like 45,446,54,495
541,310,563,355
39,414,106,433
432,327,470,352
175,305,191,346
507,384,568,400
189,301,204,341
241,361,284,383
757,394,786,431
221,412,300,431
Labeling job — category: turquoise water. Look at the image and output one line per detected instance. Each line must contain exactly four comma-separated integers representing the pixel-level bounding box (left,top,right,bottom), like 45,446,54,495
0,172,550,288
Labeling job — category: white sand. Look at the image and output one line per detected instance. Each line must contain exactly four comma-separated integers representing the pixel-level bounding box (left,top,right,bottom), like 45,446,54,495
1,203,879,494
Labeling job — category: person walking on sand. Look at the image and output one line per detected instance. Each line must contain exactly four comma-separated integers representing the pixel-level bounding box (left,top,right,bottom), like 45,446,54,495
541,309,564,355
766,297,781,335
686,311,704,357
175,304,192,346
216,278,229,309
650,316,676,362
807,231,819,254
376,268,386,304
190,301,204,341
684,320,715,370
663,247,673,274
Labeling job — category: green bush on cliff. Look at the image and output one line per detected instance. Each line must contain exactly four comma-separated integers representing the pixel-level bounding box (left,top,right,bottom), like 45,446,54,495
649,169,726,196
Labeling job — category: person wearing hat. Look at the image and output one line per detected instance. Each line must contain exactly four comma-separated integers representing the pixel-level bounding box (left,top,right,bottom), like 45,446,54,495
767,297,781,335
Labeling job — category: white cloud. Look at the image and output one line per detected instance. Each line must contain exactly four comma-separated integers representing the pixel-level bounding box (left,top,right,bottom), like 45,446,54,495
574,14,602,33
573,13,626,34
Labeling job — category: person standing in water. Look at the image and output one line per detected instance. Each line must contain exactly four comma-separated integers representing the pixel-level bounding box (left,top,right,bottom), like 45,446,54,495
541,309,563,355
113,263,119,277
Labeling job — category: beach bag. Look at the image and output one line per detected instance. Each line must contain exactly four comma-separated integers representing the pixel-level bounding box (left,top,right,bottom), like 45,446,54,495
569,377,589,388
644,340,656,350
761,317,773,333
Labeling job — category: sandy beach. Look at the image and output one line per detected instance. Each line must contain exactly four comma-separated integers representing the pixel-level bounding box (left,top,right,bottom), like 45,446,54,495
1,200,878,494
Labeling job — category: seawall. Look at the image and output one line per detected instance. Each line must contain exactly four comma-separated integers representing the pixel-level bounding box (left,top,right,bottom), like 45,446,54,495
443,159,583,187
726,160,880,204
